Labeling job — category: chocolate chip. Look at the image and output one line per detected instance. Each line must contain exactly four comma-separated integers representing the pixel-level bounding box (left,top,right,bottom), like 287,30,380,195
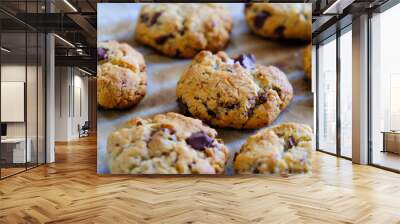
272,87,282,98
155,34,173,45
257,94,267,105
177,98,190,115
97,47,108,61
246,93,267,118
150,12,162,26
274,25,286,37
254,11,271,29
186,132,214,151
179,28,185,36
234,54,256,69
225,103,239,110
121,80,127,87
140,13,149,23
207,109,216,118
287,136,295,150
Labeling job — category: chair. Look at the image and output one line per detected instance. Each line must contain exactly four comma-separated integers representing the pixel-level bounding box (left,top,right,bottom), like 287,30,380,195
78,121,90,138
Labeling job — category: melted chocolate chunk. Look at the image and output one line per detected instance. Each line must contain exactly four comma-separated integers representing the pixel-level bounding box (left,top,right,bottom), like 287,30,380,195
288,136,295,149
207,109,216,118
274,25,286,37
140,13,149,23
186,132,214,151
225,103,239,110
256,94,267,105
254,11,271,29
234,54,256,69
272,87,282,98
177,98,190,115
97,47,108,61
121,80,127,87
150,12,162,26
247,93,267,118
155,34,173,45
245,3,253,9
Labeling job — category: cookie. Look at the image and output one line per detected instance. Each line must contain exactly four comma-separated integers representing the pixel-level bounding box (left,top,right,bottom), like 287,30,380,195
97,41,147,109
234,123,313,175
244,3,311,40
107,112,229,174
303,44,312,79
135,3,233,58
176,51,293,129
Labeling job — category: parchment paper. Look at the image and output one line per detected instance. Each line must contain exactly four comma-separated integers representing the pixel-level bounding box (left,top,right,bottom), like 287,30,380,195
97,3,314,175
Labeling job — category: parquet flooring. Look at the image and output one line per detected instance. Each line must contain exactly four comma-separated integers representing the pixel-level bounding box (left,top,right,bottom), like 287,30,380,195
1,135,400,224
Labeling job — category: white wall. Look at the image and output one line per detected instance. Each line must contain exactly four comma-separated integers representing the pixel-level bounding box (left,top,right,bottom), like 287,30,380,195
1,64,46,164
1,65,40,138
54,67,89,141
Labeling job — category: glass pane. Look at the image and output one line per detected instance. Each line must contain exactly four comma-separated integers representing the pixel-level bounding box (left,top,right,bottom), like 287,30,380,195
318,37,337,154
27,32,38,168
1,31,27,177
340,29,352,158
371,4,400,171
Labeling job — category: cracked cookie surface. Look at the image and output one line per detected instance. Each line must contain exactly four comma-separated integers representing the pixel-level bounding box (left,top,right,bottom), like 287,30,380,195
135,3,233,58
176,51,293,129
107,112,229,174
234,123,313,174
244,3,311,40
97,41,147,109
303,44,312,79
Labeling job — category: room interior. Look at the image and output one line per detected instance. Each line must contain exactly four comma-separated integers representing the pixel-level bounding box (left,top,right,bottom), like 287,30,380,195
0,0,399,222
0,30,46,178
0,0,97,179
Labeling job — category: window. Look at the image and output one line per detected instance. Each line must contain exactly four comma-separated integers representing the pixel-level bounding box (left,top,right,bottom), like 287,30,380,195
317,36,337,155
340,28,352,158
370,3,400,171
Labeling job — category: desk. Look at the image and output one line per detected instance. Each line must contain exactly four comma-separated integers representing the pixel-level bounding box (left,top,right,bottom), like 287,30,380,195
382,131,400,154
1,138,31,163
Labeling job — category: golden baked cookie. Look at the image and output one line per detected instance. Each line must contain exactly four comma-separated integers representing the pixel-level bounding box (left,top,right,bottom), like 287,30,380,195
234,122,313,175
176,51,293,129
135,3,233,58
97,41,146,109
107,112,229,174
244,3,311,40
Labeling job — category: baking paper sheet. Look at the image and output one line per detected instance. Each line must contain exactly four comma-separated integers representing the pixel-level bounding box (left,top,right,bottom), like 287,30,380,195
97,3,314,175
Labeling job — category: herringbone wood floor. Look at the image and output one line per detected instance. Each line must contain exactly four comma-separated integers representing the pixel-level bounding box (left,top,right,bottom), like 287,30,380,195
0,135,400,224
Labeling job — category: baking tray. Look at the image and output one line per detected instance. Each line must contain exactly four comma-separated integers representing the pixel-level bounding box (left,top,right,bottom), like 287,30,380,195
97,3,314,175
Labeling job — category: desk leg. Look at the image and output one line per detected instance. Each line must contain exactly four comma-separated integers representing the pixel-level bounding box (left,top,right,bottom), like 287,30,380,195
382,134,386,153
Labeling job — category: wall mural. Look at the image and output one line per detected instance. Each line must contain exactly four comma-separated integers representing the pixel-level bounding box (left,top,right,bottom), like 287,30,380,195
97,3,314,175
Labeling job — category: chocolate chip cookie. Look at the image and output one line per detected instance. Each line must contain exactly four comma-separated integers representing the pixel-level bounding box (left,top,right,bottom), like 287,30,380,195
97,41,147,109
303,44,312,79
135,4,233,58
234,123,313,175
245,3,311,40
107,112,229,174
176,51,293,129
